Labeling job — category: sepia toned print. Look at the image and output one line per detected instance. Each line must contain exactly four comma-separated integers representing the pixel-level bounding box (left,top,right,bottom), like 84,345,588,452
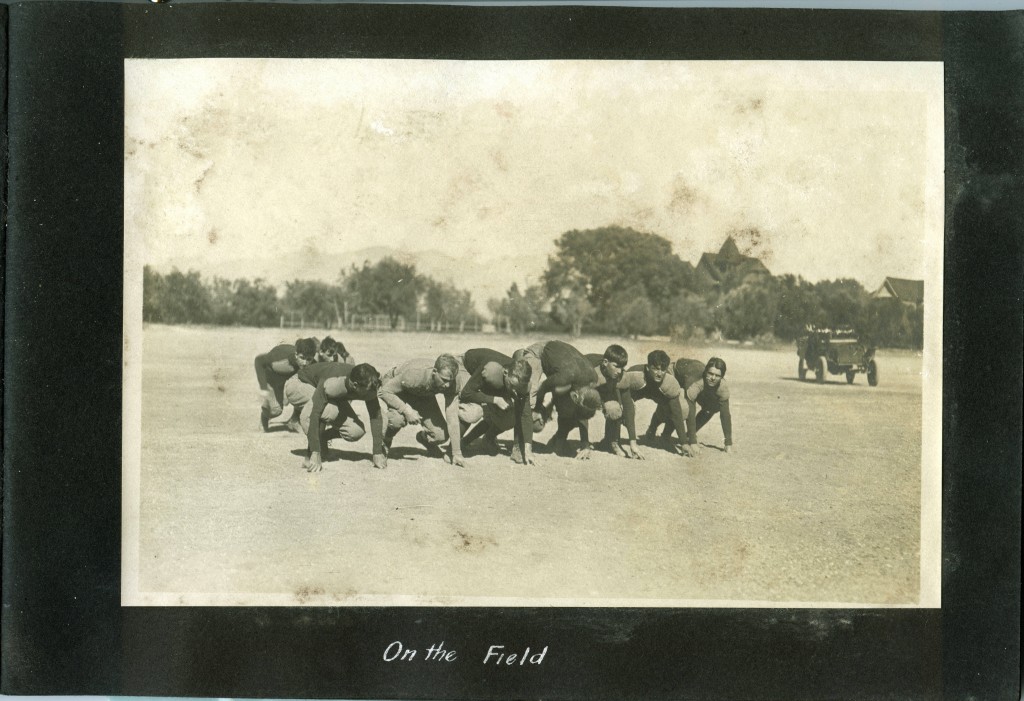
122,59,943,607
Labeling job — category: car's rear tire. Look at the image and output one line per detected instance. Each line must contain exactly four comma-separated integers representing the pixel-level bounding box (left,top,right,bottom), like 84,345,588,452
867,359,879,386
816,356,827,383
798,357,807,380
846,370,856,384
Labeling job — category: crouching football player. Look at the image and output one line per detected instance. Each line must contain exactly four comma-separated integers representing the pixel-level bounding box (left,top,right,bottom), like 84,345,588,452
255,337,317,431
513,340,612,463
315,336,355,364
303,363,386,473
457,348,532,457
600,350,688,459
379,355,465,466
647,357,733,456
546,386,604,459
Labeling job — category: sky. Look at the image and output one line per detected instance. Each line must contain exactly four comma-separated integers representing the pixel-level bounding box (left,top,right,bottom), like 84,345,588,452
125,59,944,294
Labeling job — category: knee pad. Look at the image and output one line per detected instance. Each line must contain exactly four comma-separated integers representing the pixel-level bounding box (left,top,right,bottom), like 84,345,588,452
603,400,623,421
320,403,341,423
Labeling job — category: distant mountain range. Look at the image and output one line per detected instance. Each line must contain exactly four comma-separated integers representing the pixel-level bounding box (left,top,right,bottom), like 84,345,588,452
154,246,551,311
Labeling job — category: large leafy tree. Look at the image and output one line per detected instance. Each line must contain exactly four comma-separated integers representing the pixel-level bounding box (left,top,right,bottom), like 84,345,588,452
423,280,478,328
813,278,867,328
283,280,345,328
490,283,547,334
773,274,823,341
662,290,715,340
142,265,167,323
542,226,694,324
549,286,595,337
606,284,660,339
229,278,280,327
146,268,212,324
860,298,923,349
208,277,237,326
341,257,422,329
715,278,780,340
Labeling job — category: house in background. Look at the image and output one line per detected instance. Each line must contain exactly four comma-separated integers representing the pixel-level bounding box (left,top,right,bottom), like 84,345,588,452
695,236,772,289
872,277,924,305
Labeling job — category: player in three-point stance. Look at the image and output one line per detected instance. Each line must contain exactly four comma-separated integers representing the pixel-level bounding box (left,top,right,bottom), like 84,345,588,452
599,350,688,459
456,348,533,459
647,357,733,456
254,337,318,432
550,344,630,459
379,355,465,467
302,362,387,473
315,336,355,364
513,341,625,461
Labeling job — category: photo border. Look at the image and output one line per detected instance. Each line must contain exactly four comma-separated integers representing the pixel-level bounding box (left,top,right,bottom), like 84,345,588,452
3,4,1020,699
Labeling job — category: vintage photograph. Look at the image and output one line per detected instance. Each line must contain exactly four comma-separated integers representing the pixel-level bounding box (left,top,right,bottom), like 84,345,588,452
122,58,943,607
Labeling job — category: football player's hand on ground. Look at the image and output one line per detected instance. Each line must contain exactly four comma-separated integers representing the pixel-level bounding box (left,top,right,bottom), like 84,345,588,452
608,442,629,458
626,441,645,460
679,443,701,458
371,453,387,469
304,451,323,473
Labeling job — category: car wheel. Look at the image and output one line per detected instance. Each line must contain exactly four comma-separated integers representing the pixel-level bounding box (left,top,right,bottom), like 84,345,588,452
816,356,827,383
867,359,879,386
798,357,807,380
846,370,856,384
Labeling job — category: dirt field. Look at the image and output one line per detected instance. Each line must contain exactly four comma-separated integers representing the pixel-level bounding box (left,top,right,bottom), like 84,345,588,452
131,325,925,606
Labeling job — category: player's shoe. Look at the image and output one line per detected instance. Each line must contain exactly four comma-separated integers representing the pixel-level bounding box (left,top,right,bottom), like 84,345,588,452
549,435,570,457
381,426,401,458
415,431,444,458
479,431,501,456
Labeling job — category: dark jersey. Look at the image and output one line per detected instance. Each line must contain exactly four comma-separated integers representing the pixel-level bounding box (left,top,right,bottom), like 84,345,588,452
254,344,299,389
607,367,686,442
461,348,531,442
460,348,513,405
672,358,732,445
537,341,597,401
306,363,383,455
298,361,353,387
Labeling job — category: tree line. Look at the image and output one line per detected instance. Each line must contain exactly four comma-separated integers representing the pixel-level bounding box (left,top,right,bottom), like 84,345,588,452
143,226,923,349
489,226,922,349
142,260,484,330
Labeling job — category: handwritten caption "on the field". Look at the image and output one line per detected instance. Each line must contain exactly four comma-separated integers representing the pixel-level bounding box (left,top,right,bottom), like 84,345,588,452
383,641,548,666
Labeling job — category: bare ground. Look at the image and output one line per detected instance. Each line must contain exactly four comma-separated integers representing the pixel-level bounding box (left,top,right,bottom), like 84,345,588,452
133,325,924,606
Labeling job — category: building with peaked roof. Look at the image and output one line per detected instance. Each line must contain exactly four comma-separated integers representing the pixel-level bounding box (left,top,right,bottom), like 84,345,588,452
695,236,772,289
872,277,924,305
